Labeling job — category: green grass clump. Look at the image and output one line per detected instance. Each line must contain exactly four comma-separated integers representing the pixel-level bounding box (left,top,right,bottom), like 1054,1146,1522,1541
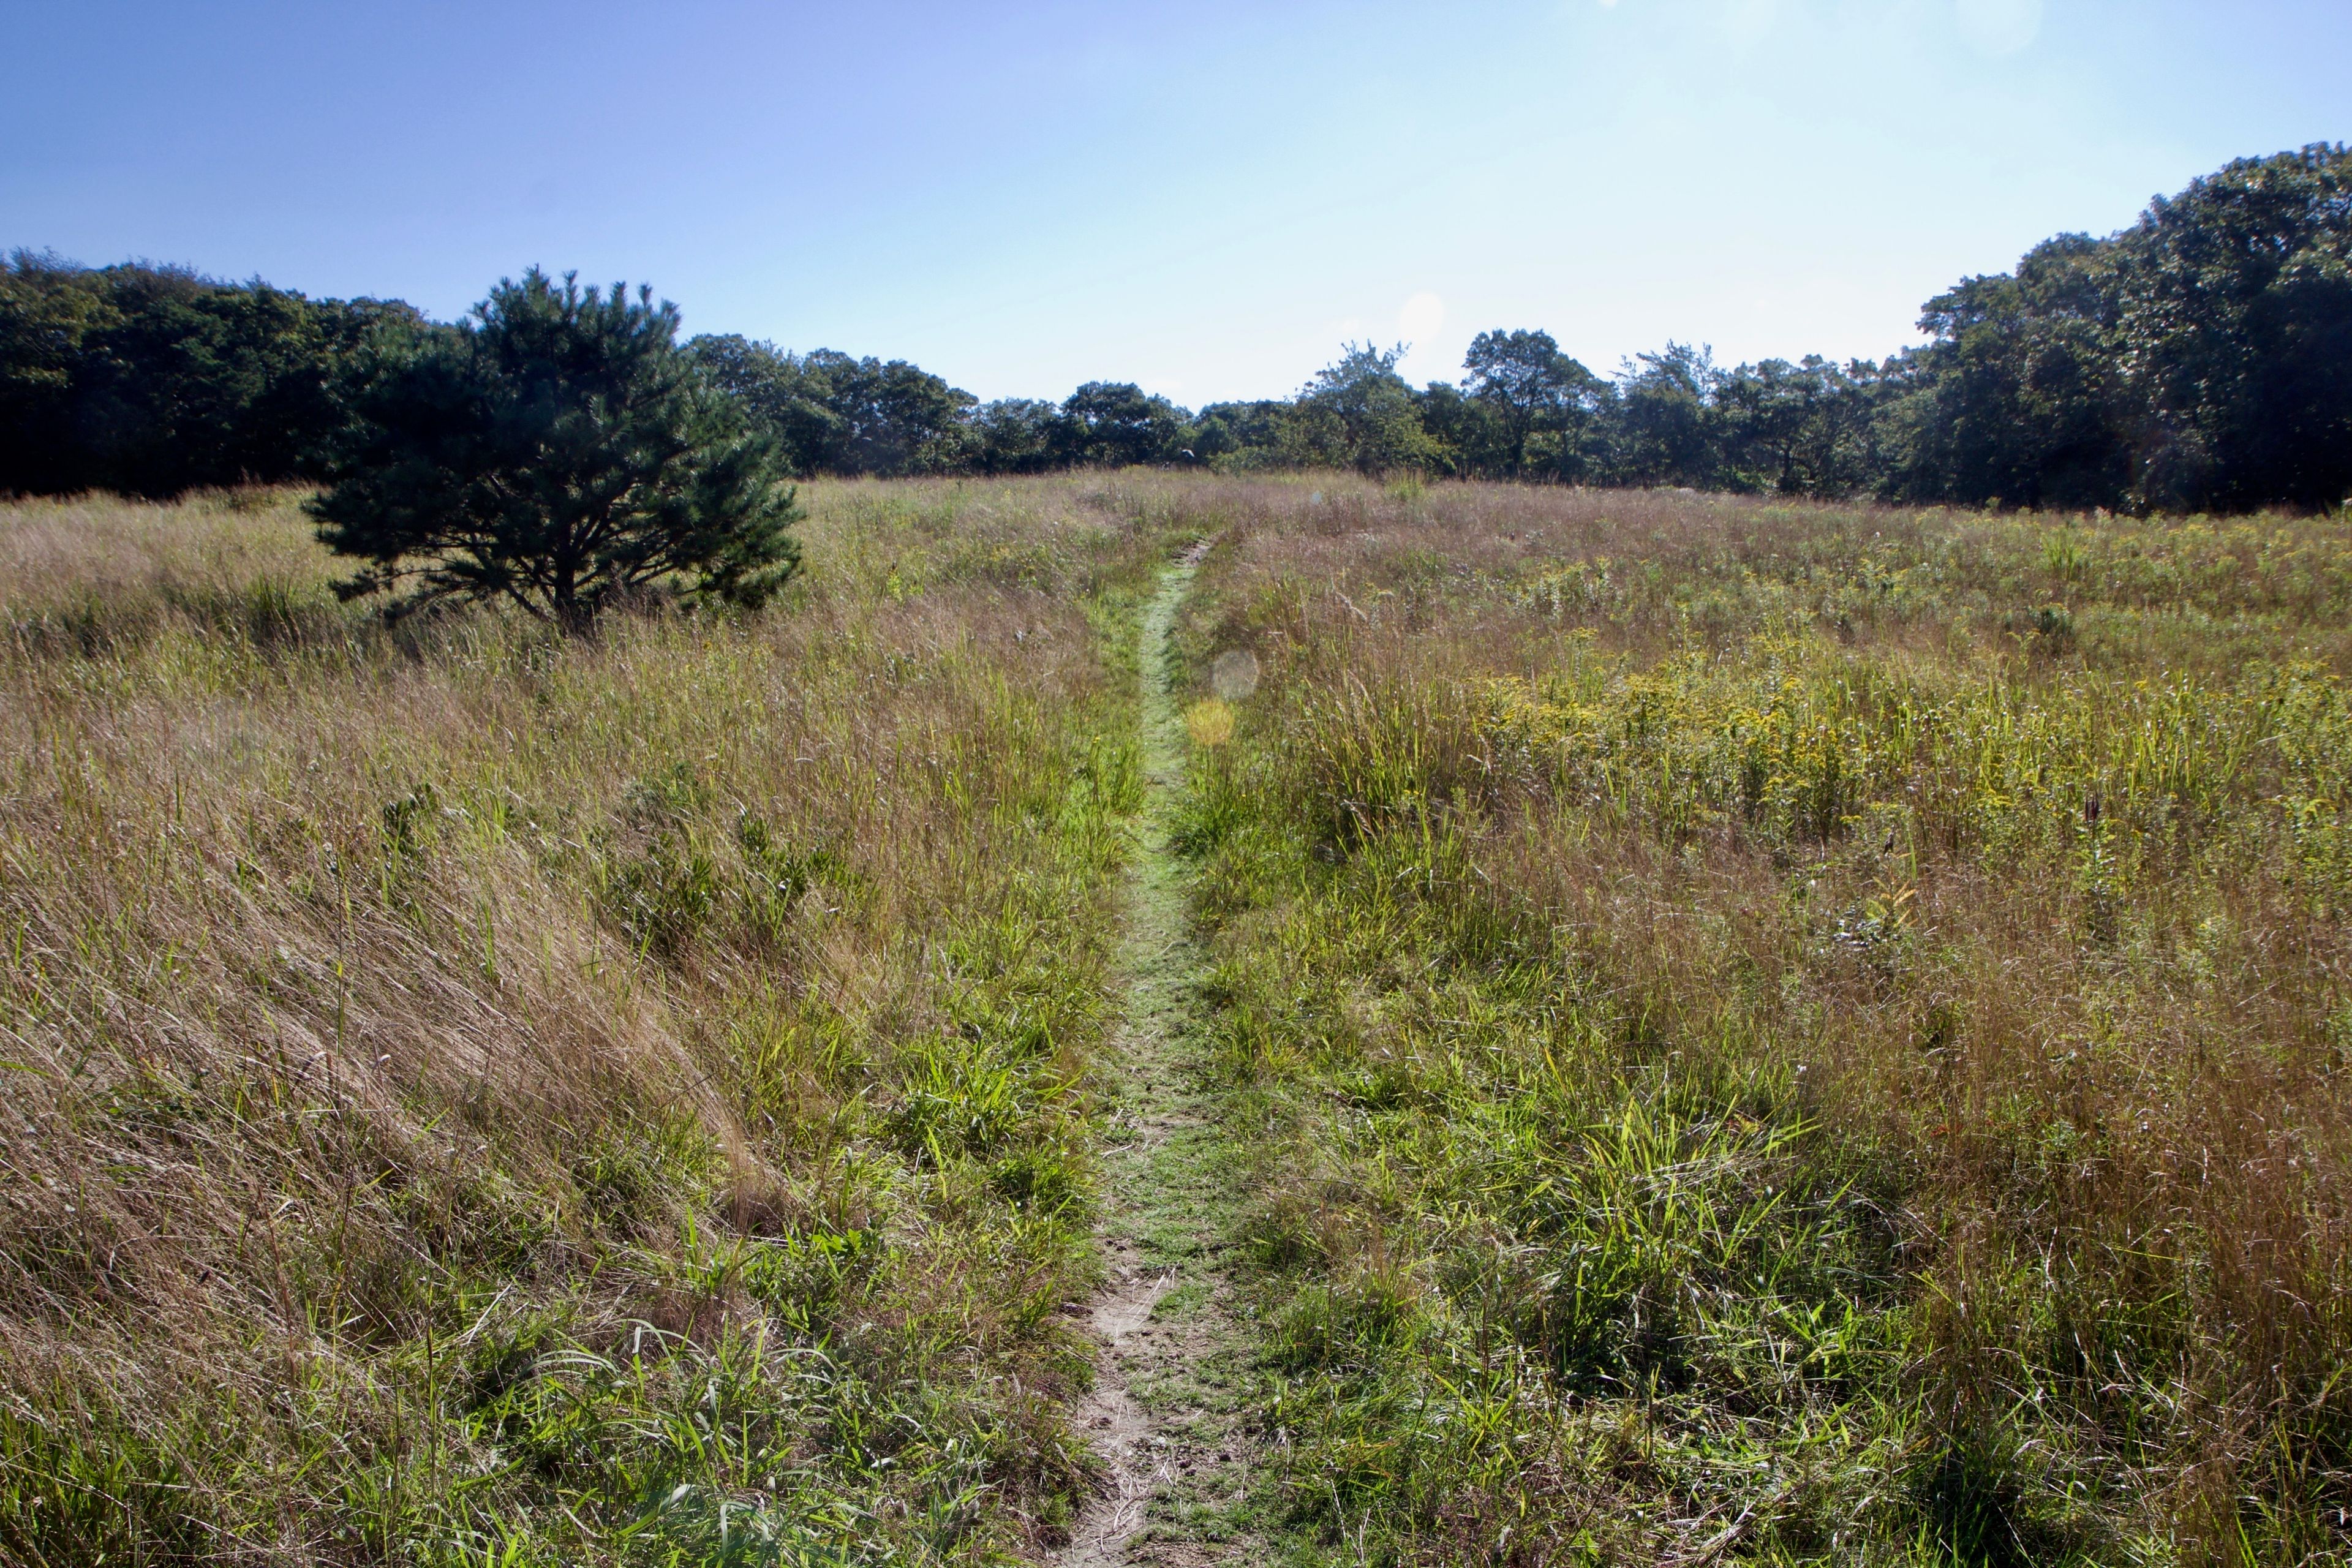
1169,479,2352,1564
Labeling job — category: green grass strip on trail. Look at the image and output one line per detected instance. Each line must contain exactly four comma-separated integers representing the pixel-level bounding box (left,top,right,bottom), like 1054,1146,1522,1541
1054,543,1266,1567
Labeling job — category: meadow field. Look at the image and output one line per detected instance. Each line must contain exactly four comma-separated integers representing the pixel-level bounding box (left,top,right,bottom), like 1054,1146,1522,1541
0,479,1184,1563
1175,481,2352,1565
2,473,2348,1566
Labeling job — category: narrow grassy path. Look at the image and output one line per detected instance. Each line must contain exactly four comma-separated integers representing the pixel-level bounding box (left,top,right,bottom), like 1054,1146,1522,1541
1053,545,1259,1567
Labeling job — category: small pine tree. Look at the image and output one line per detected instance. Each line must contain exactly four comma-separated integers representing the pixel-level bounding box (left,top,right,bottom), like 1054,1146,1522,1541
309,269,801,630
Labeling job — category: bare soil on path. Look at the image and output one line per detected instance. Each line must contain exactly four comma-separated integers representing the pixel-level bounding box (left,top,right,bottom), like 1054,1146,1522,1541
1051,545,1260,1568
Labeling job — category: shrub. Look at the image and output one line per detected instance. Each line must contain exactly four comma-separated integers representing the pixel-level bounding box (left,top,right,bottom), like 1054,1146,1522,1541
311,269,802,630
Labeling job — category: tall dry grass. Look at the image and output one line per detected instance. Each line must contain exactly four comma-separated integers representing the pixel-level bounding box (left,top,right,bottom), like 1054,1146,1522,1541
0,478,1183,1564
1172,477,2352,1563
15,469,2348,1563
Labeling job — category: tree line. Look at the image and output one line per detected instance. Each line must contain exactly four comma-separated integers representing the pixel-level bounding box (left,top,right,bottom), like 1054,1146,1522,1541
0,259,421,497
4,145,2348,513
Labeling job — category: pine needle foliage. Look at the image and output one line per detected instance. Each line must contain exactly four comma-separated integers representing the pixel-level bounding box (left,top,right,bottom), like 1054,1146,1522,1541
309,268,802,630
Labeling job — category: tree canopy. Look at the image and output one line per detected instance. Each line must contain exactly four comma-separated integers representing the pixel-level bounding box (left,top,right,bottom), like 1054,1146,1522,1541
0,252,415,496
5,145,2349,513
682,337,972,477
1463,329,1604,480
309,270,801,630
1055,381,1187,468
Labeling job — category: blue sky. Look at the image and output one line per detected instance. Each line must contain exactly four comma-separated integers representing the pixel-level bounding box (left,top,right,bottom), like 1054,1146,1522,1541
2,1,2343,405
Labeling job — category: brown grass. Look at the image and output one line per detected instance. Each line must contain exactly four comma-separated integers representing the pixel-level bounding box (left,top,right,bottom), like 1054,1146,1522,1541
0,477,1179,1564
11,469,2348,1562
1175,475,2352,1562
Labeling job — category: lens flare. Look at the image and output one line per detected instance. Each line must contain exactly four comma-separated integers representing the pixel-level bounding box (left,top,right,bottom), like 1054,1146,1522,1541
1210,649,1261,702
1185,698,1235,748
